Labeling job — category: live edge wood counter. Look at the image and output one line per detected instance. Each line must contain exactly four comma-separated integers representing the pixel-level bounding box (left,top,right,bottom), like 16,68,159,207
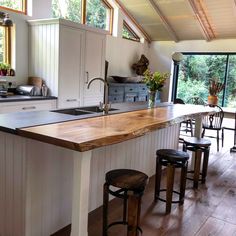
17,104,213,152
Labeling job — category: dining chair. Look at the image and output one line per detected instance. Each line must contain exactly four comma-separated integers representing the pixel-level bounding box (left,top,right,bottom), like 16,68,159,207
201,105,224,152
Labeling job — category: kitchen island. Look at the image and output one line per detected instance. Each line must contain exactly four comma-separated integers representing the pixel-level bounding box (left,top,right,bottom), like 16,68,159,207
0,103,213,236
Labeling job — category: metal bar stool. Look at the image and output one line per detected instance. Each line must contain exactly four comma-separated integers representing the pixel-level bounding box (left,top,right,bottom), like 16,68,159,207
154,149,189,214
103,169,148,236
183,137,211,189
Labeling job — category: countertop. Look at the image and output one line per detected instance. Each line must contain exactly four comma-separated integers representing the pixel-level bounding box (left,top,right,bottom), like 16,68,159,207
17,104,214,152
0,95,57,102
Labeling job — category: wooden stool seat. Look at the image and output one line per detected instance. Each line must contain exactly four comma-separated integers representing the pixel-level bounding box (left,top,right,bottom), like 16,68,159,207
183,137,211,147
183,137,211,189
156,149,189,164
155,149,189,214
103,169,148,236
105,169,148,192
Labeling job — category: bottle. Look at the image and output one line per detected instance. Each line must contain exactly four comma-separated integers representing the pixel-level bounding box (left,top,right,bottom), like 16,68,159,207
41,83,48,97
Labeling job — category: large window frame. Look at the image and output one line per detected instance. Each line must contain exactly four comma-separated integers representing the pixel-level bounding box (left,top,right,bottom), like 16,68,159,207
173,52,236,107
0,24,11,65
0,0,27,15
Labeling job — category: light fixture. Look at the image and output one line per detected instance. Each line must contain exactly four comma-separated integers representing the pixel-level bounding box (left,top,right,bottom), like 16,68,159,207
0,11,13,27
171,52,184,101
172,52,184,64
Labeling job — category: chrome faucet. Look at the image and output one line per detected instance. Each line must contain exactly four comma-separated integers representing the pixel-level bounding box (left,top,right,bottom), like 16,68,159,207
87,77,110,115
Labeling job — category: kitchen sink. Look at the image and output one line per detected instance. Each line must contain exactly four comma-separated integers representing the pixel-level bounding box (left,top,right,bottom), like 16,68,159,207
78,106,118,113
51,108,93,116
51,106,119,116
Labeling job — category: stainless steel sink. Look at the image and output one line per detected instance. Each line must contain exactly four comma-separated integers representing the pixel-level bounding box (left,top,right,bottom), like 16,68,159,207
51,108,92,116
78,106,118,113
51,106,119,116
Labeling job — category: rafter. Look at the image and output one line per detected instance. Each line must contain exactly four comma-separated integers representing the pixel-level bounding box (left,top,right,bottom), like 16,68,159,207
147,0,179,42
188,0,215,41
114,0,152,43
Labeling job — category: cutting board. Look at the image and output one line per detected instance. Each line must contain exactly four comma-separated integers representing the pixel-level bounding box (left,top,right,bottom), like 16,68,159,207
28,77,43,88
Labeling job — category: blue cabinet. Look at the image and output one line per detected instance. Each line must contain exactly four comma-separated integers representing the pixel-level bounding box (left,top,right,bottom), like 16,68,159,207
108,83,160,103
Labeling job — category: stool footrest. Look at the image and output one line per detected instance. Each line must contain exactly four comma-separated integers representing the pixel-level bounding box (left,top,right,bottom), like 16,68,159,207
155,189,182,204
107,221,142,234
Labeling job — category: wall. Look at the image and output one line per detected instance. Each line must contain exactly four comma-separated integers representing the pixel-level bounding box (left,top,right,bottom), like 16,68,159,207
106,10,150,77
149,39,236,102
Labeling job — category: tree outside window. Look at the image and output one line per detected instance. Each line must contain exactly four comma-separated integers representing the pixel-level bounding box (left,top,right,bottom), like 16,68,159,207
122,21,140,42
52,0,113,32
0,0,26,13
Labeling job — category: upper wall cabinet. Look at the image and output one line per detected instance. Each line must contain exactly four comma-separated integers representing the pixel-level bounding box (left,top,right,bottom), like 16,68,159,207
28,18,107,108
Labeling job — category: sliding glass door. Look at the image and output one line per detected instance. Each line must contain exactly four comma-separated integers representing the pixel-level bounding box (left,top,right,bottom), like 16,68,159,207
175,53,236,108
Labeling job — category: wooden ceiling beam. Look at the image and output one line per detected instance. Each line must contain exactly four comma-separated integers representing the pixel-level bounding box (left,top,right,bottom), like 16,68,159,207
114,0,152,43
188,0,215,41
147,0,179,42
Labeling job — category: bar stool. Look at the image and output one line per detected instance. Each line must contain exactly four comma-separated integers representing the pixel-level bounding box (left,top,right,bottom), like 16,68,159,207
103,169,148,236
183,137,211,189
154,149,189,214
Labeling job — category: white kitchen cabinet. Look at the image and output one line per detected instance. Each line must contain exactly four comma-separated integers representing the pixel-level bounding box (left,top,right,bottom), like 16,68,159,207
28,19,107,109
0,99,57,114
82,31,106,106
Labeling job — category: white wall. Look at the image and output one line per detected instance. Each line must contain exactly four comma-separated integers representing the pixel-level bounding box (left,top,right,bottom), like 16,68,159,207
149,39,236,101
106,10,150,77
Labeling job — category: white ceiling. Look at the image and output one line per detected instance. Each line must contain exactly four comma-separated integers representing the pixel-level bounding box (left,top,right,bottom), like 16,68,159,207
118,0,236,42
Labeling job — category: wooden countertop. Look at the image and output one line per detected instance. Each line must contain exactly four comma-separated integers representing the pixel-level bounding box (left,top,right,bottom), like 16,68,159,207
17,104,214,152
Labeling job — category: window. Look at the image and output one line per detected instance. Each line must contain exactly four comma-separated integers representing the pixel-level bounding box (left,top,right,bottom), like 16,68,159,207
0,25,10,64
122,21,140,42
174,53,236,108
0,0,26,14
86,0,113,32
52,0,113,32
52,0,82,24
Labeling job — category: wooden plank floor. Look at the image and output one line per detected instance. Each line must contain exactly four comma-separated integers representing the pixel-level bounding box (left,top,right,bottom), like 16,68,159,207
54,128,236,236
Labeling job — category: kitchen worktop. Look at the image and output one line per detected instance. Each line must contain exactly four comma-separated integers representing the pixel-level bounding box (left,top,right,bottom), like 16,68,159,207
0,95,57,102
17,104,214,152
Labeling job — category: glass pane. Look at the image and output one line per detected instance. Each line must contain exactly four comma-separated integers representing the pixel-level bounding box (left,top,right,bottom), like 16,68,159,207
224,55,236,108
122,24,139,41
0,0,23,12
52,0,81,24
0,27,5,63
86,0,110,31
177,54,227,105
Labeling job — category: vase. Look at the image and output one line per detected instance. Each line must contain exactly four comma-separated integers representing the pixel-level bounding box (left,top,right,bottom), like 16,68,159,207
207,95,218,105
148,90,157,108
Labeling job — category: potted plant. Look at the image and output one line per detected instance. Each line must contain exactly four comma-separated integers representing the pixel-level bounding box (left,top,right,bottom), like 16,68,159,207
0,63,10,76
208,78,224,105
143,69,169,108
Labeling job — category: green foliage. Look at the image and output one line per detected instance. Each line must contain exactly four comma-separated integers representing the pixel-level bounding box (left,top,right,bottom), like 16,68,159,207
143,69,169,91
177,54,236,107
0,62,10,70
52,0,109,30
0,0,22,11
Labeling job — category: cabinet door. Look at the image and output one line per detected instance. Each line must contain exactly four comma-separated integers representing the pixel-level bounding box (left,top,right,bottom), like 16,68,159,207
58,26,85,108
83,31,105,106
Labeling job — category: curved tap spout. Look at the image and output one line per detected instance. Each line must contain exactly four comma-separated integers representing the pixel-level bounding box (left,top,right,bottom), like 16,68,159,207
87,77,110,114
87,77,108,89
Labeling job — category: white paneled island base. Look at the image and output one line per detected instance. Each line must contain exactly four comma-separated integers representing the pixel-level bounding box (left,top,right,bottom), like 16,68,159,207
0,124,179,236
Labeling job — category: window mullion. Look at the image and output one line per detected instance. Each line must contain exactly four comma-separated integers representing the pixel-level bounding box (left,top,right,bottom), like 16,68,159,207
222,55,230,107
81,0,86,24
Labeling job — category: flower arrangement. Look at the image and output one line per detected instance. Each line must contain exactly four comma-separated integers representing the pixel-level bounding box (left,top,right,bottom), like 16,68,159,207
143,69,169,91
209,78,224,96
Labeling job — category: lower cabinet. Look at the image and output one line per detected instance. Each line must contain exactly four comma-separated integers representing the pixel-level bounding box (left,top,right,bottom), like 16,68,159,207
0,99,57,114
108,83,161,103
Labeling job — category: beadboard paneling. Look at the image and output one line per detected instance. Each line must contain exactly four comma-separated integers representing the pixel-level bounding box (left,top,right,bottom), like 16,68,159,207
29,23,59,96
0,132,26,236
